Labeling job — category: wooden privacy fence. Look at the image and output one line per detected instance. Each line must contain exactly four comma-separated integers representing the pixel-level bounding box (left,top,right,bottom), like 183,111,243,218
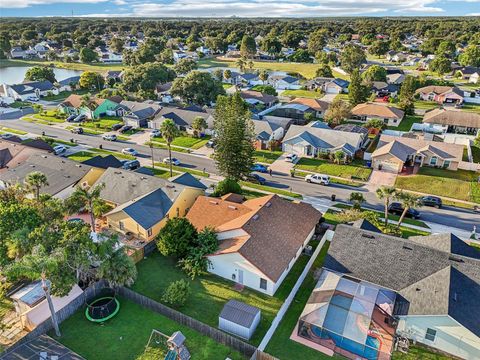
118,287,278,359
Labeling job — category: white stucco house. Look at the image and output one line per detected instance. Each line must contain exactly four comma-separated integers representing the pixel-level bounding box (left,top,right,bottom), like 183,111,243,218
186,194,322,296
1,80,58,101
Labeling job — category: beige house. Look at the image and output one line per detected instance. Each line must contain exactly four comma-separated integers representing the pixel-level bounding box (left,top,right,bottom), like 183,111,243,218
423,108,480,135
415,86,464,105
350,103,405,127
371,135,464,173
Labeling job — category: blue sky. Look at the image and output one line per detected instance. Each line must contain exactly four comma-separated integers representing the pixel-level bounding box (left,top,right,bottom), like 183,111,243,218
1,0,479,18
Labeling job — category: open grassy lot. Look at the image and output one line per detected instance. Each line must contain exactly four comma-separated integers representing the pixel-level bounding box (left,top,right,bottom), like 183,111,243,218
295,158,372,181
51,296,245,360
253,150,282,164
387,115,423,132
32,110,66,123
281,89,322,98
472,144,480,163
395,167,480,203
239,181,303,199
131,249,310,346
0,59,125,72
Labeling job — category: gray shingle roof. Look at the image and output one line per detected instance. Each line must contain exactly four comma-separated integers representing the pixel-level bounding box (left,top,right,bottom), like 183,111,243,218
169,172,207,190
283,125,363,151
324,225,480,337
81,155,122,169
10,80,55,95
219,300,260,328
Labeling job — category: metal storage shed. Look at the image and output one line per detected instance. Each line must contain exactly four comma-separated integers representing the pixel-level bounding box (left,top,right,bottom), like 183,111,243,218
218,300,261,340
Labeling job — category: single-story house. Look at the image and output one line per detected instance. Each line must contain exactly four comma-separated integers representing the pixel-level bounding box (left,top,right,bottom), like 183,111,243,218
322,78,350,94
239,90,277,108
299,225,480,360
282,125,365,157
288,98,330,119
371,134,464,173
371,82,399,98
305,77,334,91
10,47,27,59
386,73,405,85
81,154,123,169
120,100,162,128
0,153,93,198
0,139,52,172
454,66,480,83
350,103,405,127
219,300,261,340
416,86,464,105
334,123,369,136
57,76,81,92
58,94,122,119
186,194,322,296
229,72,261,86
104,70,123,83
1,80,58,101
423,108,480,135
148,106,214,135
267,75,301,90
251,119,285,150
258,100,325,126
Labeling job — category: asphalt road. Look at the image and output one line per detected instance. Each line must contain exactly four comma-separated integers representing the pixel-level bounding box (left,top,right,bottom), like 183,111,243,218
2,117,479,232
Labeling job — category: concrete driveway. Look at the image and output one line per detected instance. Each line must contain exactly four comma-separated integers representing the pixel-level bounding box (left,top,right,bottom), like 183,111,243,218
321,93,337,103
269,154,296,175
367,169,397,190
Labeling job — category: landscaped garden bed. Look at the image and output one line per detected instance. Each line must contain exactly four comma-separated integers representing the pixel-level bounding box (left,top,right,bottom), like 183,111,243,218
295,158,372,181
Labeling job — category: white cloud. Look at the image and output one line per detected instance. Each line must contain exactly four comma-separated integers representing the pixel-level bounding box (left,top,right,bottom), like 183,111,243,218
112,0,127,4
1,0,107,8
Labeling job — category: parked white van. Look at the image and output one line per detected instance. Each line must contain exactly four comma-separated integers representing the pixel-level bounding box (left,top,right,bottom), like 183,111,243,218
305,173,330,185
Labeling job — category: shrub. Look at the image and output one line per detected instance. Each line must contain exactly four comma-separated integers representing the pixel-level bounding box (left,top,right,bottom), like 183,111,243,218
156,217,197,258
162,279,190,308
212,178,242,197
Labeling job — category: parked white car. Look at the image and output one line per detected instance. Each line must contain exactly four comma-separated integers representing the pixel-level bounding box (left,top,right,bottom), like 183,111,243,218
102,134,117,141
26,96,39,102
53,145,67,155
163,157,180,166
121,148,137,156
305,173,330,185
150,129,161,138
285,153,298,162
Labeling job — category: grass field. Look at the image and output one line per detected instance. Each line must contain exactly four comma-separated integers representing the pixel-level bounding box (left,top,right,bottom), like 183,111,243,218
131,250,310,346
0,59,125,73
282,89,322,98
253,150,283,164
51,296,245,360
395,167,480,203
295,158,372,181
387,115,423,132
8,101,33,108
239,181,303,199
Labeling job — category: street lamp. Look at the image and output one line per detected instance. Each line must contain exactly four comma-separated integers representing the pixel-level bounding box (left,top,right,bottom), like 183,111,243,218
149,143,154,170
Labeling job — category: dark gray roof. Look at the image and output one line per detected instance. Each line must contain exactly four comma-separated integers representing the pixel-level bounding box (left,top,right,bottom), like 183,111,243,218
112,188,173,230
58,76,81,86
409,233,480,259
81,155,122,169
10,80,55,95
134,166,155,176
219,300,260,328
324,225,480,337
334,123,369,135
169,172,207,190
154,106,211,128
120,100,161,121
350,218,382,233
0,153,92,195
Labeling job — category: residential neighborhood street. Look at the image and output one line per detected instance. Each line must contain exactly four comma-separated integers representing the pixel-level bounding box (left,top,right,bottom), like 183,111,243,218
2,115,478,233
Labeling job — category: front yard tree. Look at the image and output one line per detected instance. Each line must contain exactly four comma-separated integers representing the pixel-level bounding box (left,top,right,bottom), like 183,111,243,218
25,171,49,200
157,217,197,258
398,75,417,115
394,192,421,228
349,192,366,210
348,69,369,106
340,44,366,73
362,65,387,82
459,45,480,67
369,40,389,57
191,116,207,138
429,55,452,75
160,119,179,177
79,71,104,91
213,92,255,181
25,66,56,83
121,62,175,95
315,64,333,78
259,70,269,84
65,183,107,232
376,186,396,227
79,47,97,63
173,58,198,75
223,69,232,82
170,71,225,106
324,98,351,126
240,35,256,58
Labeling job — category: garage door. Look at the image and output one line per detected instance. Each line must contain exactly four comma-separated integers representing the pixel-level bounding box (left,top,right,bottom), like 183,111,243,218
373,160,400,173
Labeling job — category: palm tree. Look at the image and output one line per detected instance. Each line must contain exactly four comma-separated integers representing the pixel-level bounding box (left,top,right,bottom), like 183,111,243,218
395,192,421,228
349,192,366,210
25,171,49,200
191,116,207,138
375,186,396,227
65,183,106,232
160,119,179,177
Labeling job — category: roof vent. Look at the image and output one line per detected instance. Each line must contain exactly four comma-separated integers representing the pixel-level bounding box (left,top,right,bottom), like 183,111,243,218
402,245,413,250
448,256,464,263
209,200,218,205
361,234,375,239
30,164,35,167
228,205,237,210
265,202,271,208
415,288,421,292
252,214,259,220
42,155,48,158
141,177,147,180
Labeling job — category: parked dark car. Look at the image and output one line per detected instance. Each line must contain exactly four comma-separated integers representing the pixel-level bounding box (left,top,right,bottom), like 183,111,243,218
119,125,133,134
244,173,266,185
111,123,123,131
122,160,140,170
388,202,420,219
420,196,442,208
251,163,268,173
71,127,84,134
73,114,86,123
66,114,77,122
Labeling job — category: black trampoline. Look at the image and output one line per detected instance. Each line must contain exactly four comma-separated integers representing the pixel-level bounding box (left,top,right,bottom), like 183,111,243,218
85,288,120,323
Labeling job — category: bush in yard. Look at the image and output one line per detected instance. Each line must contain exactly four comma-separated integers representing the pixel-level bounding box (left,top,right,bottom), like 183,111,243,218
156,217,197,258
162,279,190,308
212,178,242,197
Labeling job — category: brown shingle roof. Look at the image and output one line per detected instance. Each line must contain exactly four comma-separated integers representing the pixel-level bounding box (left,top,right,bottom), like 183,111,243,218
423,108,480,128
186,194,322,281
288,97,329,112
351,102,404,120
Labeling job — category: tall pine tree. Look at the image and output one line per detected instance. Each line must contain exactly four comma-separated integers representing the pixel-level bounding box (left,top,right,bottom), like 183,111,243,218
348,69,369,106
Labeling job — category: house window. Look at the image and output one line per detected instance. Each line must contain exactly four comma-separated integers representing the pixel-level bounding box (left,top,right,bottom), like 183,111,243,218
443,160,451,168
425,328,437,342
430,157,438,166
119,221,124,231
260,278,267,290
147,228,152,237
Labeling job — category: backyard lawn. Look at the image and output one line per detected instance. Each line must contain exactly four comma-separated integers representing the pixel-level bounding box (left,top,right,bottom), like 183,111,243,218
295,158,372,181
281,89,322,98
253,150,282,164
52,296,246,360
131,248,312,346
395,167,480,203
387,115,423,132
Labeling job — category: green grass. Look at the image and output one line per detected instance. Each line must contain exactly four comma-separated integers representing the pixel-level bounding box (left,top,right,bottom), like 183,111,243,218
472,145,480,163
282,89,322,98
462,103,480,114
67,151,96,162
82,118,122,131
265,241,342,359
90,148,135,160
222,83,233,89
395,167,480,203
42,89,90,101
392,344,454,360
253,150,283,164
8,101,32,108
51,296,246,360
0,127,27,135
413,100,439,111
147,140,191,153
0,58,125,73
295,158,372,181
151,136,211,150
144,166,173,179
32,110,66,123
154,162,209,178
41,137,76,146
387,115,423,132
239,181,303,199
132,250,309,346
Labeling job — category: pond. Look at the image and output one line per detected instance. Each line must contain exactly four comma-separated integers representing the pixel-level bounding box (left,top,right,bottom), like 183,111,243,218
0,66,83,85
